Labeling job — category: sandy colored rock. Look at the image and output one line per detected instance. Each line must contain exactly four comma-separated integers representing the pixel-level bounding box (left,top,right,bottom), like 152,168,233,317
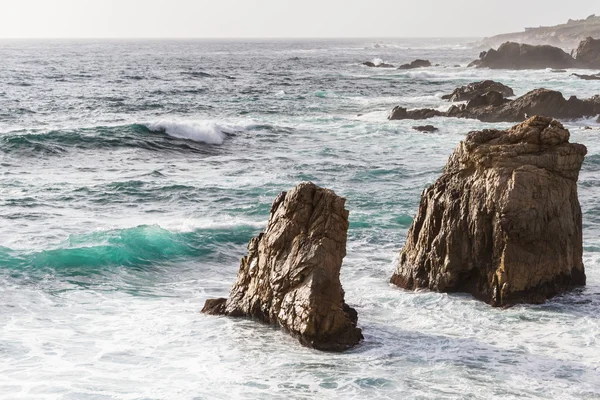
572,37,600,68
391,117,587,306
203,182,362,351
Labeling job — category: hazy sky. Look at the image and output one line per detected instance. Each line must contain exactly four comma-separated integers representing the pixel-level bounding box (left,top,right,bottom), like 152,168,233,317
1,0,598,38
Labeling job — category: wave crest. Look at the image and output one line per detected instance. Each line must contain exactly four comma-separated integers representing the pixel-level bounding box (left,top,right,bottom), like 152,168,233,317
144,120,244,145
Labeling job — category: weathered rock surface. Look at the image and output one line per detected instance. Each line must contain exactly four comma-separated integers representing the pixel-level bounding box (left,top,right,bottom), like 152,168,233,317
389,88,600,123
398,59,431,70
480,14,600,49
572,37,600,68
468,42,582,69
441,80,515,102
413,125,439,132
363,61,395,68
202,182,363,352
391,117,587,306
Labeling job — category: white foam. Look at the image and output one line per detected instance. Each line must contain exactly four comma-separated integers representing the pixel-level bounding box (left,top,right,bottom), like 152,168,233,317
144,120,243,145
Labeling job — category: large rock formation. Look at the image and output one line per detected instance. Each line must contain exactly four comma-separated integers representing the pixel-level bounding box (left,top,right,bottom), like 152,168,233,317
468,42,582,69
202,182,363,352
391,117,587,306
398,59,431,70
389,88,600,123
572,37,600,68
441,80,515,102
480,15,600,49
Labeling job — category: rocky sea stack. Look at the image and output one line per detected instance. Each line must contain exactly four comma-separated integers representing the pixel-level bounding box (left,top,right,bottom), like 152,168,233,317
202,182,363,351
468,42,581,69
391,117,587,306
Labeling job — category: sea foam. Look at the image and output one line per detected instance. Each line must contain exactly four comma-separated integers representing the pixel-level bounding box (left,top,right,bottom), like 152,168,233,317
144,120,243,145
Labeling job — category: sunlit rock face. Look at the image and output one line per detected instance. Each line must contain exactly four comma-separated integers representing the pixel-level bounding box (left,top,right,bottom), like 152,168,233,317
391,117,587,307
203,182,363,351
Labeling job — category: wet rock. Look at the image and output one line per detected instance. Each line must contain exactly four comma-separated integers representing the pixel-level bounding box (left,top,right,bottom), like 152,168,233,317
572,37,600,68
363,61,395,68
391,117,587,306
412,125,439,132
397,59,432,70
469,42,581,69
465,91,508,109
551,69,567,73
202,182,363,352
572,73,600,80
389,106,443,120
389,89,600,123
441,80,515,102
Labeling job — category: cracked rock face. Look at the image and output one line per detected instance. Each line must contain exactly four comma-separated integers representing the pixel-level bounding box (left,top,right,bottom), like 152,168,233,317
202,182,363,351
391,117,587,306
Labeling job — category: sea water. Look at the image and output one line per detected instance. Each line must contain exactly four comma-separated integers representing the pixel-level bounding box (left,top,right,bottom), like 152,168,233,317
0,38,599,399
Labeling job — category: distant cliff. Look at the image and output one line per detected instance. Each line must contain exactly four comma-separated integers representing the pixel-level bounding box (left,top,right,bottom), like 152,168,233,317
480,14,600,50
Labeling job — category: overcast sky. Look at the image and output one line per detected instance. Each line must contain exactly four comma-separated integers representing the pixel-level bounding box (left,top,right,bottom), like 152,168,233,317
0,0,597,38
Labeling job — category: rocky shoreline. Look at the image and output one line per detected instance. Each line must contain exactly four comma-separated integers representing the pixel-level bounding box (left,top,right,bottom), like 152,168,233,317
205,33,599,351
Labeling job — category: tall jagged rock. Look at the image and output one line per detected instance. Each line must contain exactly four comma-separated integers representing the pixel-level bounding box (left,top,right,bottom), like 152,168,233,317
391,117,587,306
572,37,600,68
202,182,363,351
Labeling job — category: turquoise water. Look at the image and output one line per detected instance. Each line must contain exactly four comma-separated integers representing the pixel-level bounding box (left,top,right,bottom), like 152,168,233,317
0,39,599,399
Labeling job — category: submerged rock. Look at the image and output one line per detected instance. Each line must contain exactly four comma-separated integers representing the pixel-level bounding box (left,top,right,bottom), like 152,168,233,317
363,61,395,68
389,88,600,123
397,59,431,70
412,125,439,132
572,73,600,80
441,80,515,102
572,37,600,68
468,42,581,69
389,106,442,120
391,117,587,306
202,182,363,352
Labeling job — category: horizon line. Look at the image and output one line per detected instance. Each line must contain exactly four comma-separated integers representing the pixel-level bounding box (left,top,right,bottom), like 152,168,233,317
0,36,482,40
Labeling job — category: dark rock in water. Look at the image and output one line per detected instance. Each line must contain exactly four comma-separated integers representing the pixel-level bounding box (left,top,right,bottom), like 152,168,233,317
412,125,439,132
572,37,600,68
572,73,600,80
363,61,395,68
469,42,581,69
391,117,587,306
201,298,227,315
453,64,461,68
551,69,567,73
389,88,600,123
397,59,432,70
465,91,508,109
202,182,363,352
441,80,515,102
389,106,443,120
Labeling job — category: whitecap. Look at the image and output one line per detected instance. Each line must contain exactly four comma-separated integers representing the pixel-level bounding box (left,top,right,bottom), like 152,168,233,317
144,120,244,145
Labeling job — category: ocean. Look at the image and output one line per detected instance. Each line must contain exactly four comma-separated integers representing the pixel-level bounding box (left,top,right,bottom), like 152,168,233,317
0,38,599,399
